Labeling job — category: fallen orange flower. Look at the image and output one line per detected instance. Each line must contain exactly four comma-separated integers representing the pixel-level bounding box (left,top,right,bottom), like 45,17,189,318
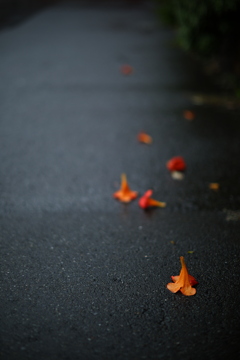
209,183,220,191
113,174,138,203
183,110,195,121
167,256,197,296
138,189,166,209
166,156,186,172
137,132,153,144
120,64,133,75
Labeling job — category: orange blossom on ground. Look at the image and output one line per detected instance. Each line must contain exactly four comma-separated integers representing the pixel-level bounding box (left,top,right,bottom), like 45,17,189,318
167,256,198,296
138,189,166,209
209,183,220,190
137,132,153,144
183,110,195,121
120,64,133,75
113,174,138,203
166,156,186,172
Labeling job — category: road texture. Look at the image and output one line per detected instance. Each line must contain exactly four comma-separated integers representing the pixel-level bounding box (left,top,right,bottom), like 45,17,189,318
1,1,240,359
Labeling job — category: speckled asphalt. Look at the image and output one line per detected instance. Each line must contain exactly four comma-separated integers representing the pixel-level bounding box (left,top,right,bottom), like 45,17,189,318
1,1,240,359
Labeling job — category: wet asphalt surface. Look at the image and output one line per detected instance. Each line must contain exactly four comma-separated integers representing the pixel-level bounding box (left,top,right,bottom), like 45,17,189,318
1,1,240,359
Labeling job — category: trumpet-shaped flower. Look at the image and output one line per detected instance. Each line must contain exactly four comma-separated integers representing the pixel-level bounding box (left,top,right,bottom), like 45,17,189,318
167,256,197,296
138,189,166,209
166,156,186,172
113,174,138,203
137,132,153,144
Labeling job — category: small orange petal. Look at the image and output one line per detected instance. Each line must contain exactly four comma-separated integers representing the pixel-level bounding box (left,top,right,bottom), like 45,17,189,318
183,110,195,121
171,275,179,283
209,183,220,190
180,286,196,296
188,274,198,286
167,282,180,293
137,132,153,144
113,174,138,203
120,64,133,75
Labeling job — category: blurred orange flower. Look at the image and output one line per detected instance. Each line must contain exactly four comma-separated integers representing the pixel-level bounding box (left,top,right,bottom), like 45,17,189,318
113,174,138,203
167,256,197,296
138,189,166,209
209,183,220,190
166,156,186,172
137,132,153,144
120,64,133,75
183,110,195,121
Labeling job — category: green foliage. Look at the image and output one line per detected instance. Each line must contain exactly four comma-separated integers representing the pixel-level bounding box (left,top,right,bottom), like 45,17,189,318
155,0,240,57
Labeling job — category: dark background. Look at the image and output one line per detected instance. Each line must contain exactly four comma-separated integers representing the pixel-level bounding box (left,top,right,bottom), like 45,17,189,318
1,1,240,359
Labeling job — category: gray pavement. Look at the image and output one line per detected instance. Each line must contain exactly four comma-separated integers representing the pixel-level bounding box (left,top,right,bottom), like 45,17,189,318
1,1,240,359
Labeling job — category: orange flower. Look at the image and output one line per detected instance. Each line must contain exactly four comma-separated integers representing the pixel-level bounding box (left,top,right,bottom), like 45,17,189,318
167,256,197,296
120,64,133,75
209,183,220,191
138,189,166,209
113,174,138,203
137,132,153,144
183,110,195,121
166,156,186,172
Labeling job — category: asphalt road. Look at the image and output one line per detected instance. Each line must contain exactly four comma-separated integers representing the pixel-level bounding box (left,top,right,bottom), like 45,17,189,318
1,1,240,359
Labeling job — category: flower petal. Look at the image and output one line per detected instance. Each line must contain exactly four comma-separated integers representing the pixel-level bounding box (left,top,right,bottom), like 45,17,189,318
209,183,220,190
188,274,198,286
180,286,197,296
183,110,195,121
120,64,133,75
137,132,153,144
167,282,181,293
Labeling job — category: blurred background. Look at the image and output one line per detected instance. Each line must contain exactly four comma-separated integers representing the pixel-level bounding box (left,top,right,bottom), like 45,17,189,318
155,0,240,94
1,0,240,93
1,1,240,360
